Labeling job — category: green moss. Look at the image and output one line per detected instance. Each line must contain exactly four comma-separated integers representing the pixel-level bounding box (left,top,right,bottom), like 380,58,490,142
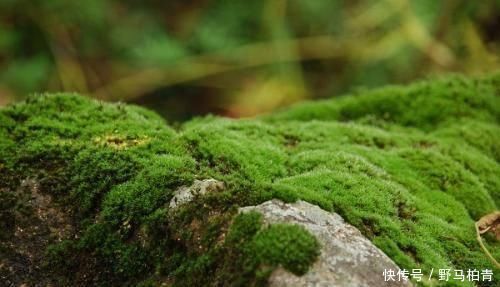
176,212,320,286
266,74,500,131
1,74,499,286
251,223,320,275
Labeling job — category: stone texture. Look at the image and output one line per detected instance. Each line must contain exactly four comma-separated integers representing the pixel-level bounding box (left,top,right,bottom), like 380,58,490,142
169,179,225,209
240,200,413,287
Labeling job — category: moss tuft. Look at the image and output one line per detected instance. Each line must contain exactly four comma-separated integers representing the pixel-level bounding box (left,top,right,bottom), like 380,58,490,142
251,223,320,275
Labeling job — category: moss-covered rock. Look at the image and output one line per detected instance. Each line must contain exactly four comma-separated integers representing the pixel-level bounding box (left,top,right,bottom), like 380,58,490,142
241,200,412,287
0,74,499,286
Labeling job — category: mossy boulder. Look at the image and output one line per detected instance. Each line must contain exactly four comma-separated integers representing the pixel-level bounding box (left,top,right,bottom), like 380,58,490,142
240,200,412,287
0,74,499,286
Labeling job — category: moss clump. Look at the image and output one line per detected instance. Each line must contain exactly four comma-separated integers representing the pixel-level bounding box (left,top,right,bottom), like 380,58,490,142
251,223,320,275
0,74,499,286
213,212,319,284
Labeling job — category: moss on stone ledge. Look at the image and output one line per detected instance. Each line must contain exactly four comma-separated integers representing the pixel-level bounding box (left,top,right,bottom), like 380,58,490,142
0,74,499,286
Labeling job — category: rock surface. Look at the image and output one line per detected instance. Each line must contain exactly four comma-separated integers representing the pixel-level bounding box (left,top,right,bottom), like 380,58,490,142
240,200,413,287
169,179,225,209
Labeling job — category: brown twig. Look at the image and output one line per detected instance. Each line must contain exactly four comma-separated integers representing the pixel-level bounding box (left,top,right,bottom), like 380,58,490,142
475,222,500,269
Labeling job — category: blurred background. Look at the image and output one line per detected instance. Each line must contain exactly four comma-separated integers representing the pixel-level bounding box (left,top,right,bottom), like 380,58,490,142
0,0,499,121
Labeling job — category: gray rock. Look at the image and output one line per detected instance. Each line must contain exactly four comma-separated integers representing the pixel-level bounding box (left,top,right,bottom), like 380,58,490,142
240,200,413,287
169,179,225,209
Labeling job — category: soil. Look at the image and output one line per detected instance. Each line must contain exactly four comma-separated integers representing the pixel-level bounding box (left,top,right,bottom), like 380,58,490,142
0,179,74,287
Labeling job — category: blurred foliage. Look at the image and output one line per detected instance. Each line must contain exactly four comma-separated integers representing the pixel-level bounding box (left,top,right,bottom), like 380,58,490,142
0,0,499,119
